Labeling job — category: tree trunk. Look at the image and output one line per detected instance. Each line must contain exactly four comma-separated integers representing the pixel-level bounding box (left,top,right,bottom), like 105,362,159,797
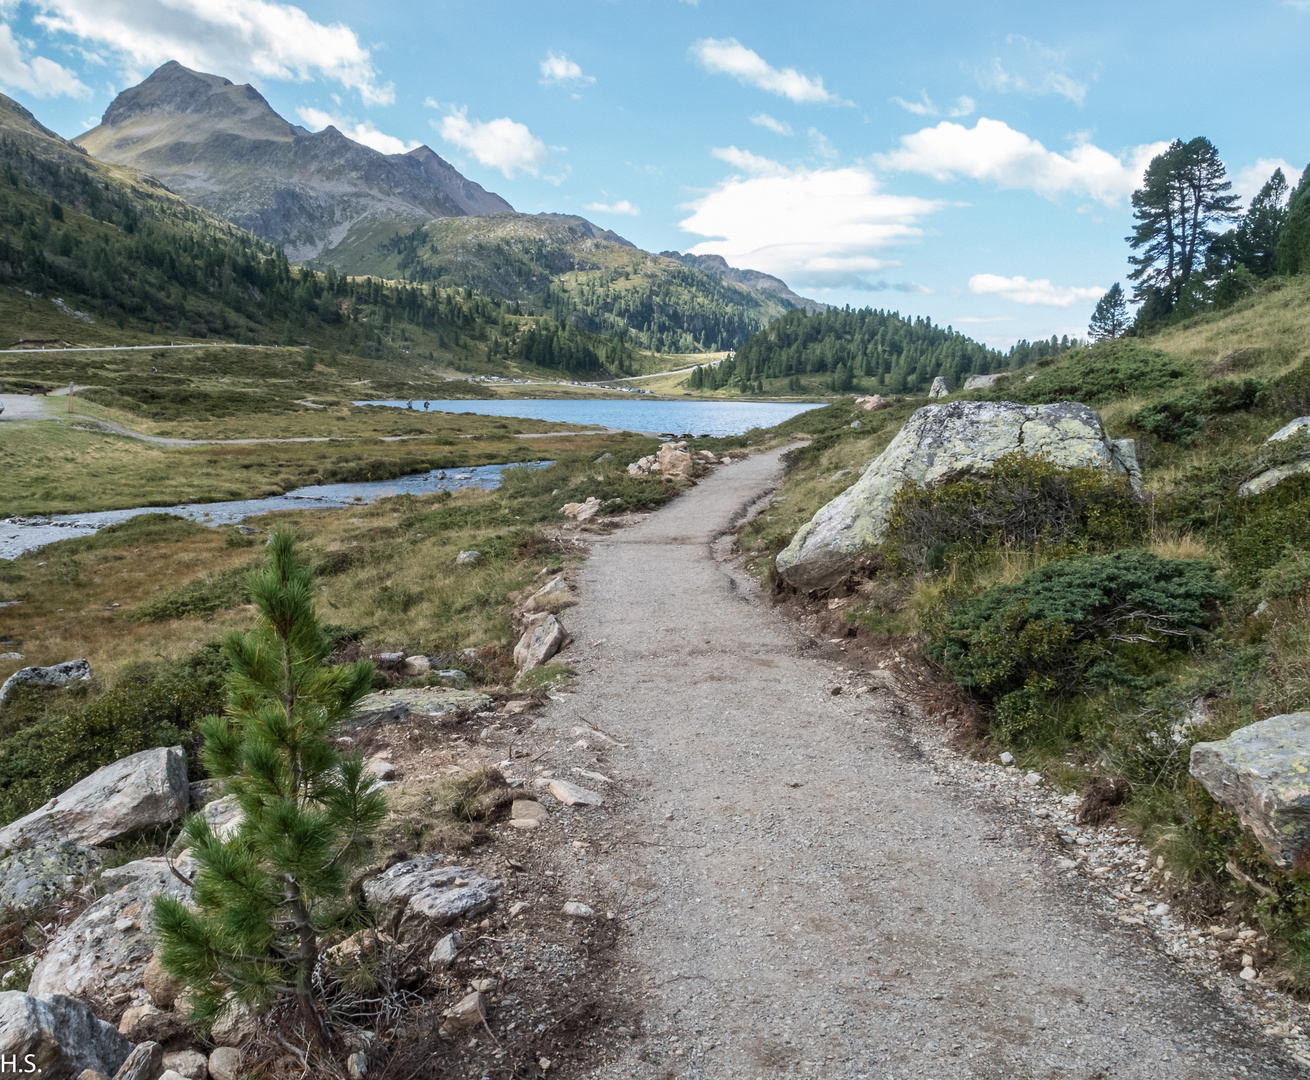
288,882,330,1052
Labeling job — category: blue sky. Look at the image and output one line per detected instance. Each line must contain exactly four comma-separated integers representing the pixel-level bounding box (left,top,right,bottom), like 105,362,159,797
2,0,1307,347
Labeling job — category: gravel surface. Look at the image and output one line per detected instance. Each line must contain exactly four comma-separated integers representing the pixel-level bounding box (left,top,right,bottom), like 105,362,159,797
531,445,1302,1079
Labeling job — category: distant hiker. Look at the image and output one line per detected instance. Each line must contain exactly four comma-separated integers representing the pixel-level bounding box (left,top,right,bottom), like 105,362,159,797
152,366,157,374
424,400,430,410
406,399,413,409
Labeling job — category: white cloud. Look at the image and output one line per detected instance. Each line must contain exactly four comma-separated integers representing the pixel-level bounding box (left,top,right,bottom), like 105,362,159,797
749,112,792,135
584,198,639,216
808,128,837,162
690,37,842,105
892,91,975,118
679,148,940,288
539,50,593,87
977,36,1090,106
1232,157,1298,204
0,22,91,99
295,106,417,155
968,273,1103,307
875,117,1168,206
437,107,550,178
30,0,392,104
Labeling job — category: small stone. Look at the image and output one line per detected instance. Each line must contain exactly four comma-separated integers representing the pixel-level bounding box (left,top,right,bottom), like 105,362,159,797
511,799,548,822
1024,771,1042,787
430,931,462,968
1150,903,1170,917
208,1047,242,1080
455,551,481,566
143,954,183,1009
158,1071,187,1080
78,1072,111,1080
365,758,396,781
403,655,430,676
563,901,595,918
347,1051,369,1078
210,999,258,1047
117,1002,187,1043
999,752,1014,766
539,1057,553,1071
434,669,469,685
510,901,529,916
548,779,603,807
1240,966,1258,981
470,977,497,992
113,1042,163,1080
440,991,486,1033
162,1050,208,1080
509,819,539,830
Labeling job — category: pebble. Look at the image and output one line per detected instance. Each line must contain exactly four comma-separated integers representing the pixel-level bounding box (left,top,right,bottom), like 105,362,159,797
562,901,595,918
999,752,1015,765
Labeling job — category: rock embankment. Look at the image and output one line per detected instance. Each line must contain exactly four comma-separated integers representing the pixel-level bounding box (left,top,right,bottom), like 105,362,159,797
776,400,1142,591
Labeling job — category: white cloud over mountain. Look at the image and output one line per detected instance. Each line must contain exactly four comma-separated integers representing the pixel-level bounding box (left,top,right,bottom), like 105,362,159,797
691,38,842,105
876,117,1168,205
0,22,90,98
968,273,1104,307
436,107,550,178
680,147,940,288
295,106,417,155
584,198,639,216
27,0,393,103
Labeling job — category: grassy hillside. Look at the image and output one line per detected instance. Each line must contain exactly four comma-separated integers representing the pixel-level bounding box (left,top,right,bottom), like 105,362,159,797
319,213,797,356
741,277,1310,982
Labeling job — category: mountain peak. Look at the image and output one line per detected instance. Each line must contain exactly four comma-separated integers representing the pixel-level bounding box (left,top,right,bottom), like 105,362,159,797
101,61,251,127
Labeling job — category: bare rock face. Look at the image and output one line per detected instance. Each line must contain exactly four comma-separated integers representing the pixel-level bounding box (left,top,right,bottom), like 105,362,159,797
776,401,1139,592
1191,712,1310,868
0,658,90,705
513,614,566,672
0,840,102,912
1237,417,1310,497
962,372,1007,391
0,991,132,1080
0,746,188,851
363,857,501,938
27,857,194,1003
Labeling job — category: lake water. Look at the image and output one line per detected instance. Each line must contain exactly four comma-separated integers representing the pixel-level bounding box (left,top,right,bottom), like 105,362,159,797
356,398,823,436
0,462,546,561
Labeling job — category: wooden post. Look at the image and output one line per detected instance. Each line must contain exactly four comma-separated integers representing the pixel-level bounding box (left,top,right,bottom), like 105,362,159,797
67,381,73,413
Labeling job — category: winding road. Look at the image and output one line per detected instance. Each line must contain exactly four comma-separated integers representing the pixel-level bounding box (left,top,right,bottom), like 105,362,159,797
541,445,1296,1078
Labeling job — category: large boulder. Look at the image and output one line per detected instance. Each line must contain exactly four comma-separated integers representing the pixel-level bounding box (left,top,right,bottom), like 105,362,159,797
962,372,1007,391
349,687,493,729
0,841,102,913
928,376,951,399
776,401,1140,591
0,659,91,706
657,443,693,480
363,857,501,938
1191,712,1310,868
0,991,132,1080
27,857,194,1004
0,747,188,852
1237,417,1310,497
513,614,566,672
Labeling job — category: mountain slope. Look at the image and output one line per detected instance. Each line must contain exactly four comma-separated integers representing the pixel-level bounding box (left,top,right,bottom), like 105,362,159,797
662,251,825,313
75,62,511,261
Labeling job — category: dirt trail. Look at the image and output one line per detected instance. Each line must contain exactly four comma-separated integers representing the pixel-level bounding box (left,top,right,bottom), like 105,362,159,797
538,445,1296,1078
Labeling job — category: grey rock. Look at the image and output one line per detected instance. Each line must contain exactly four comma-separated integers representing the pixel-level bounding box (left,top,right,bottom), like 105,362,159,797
849,420,862,429
1191,712,1310,867
207,1047,242,1080
363,857,501,938
776,401,1137,591
375,651,405,668
434,668,469,685
0,840,102,912
440,991,486,1034
928,376,951,399
187,780,220,809
350,688,494,729
347,1051,369,1079
511,799,548,822
962,372,1007,391
117,1002,187,1043
210,1000,258,1047
1238,417,1310,496
403,655,430,676
0,658,90,705
547,780,603,807
143,955,182,1010
455,550,481,566
27,857,194,1001
0,746,188,851
562,901,595,918
365,758,396,782
0,992,132,1080
200,795,243,841
111,1041,161,1080
513,614,567,671
429,930,462,968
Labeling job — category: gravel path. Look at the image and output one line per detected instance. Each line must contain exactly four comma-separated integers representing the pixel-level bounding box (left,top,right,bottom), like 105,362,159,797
541,445,1298,1078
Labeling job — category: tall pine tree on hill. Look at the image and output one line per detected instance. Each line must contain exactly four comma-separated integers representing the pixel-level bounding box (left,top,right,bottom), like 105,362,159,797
1087,283,1129,341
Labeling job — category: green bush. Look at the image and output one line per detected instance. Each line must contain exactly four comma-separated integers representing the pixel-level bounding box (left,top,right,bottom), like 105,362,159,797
1223,474,1310,592
1131,378,1266,445
932,551,1230,743
0,648,228,826
983,342,1196,408
131,563,255,621
884,453,1144,569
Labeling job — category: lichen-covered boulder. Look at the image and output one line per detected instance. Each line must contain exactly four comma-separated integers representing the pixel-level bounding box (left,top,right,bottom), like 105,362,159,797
0,746,188,852
27,857,195,1003
0,659,91,706
1190,712,1310,868
0,841,102,912
0,992,132,1080
1237,417,1310,497
776,401,1139,591
350,687,493,729
363,857,501,938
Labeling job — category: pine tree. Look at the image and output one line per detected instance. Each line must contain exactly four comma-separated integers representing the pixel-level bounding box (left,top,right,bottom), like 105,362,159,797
1088,283,1129,341
1232,168,1290,277
153,529,383,1050
1127,137,1240,317
1275,164,1310,277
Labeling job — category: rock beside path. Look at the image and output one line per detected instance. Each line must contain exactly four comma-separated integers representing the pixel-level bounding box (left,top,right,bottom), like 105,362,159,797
0,659,91,705
363,857,501,937
0,746,188,851
351,687,493,728
0,991,132,1080
514,613,567,671
1191,712,1310,867
27,857,195,1002
776,401,1139,591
